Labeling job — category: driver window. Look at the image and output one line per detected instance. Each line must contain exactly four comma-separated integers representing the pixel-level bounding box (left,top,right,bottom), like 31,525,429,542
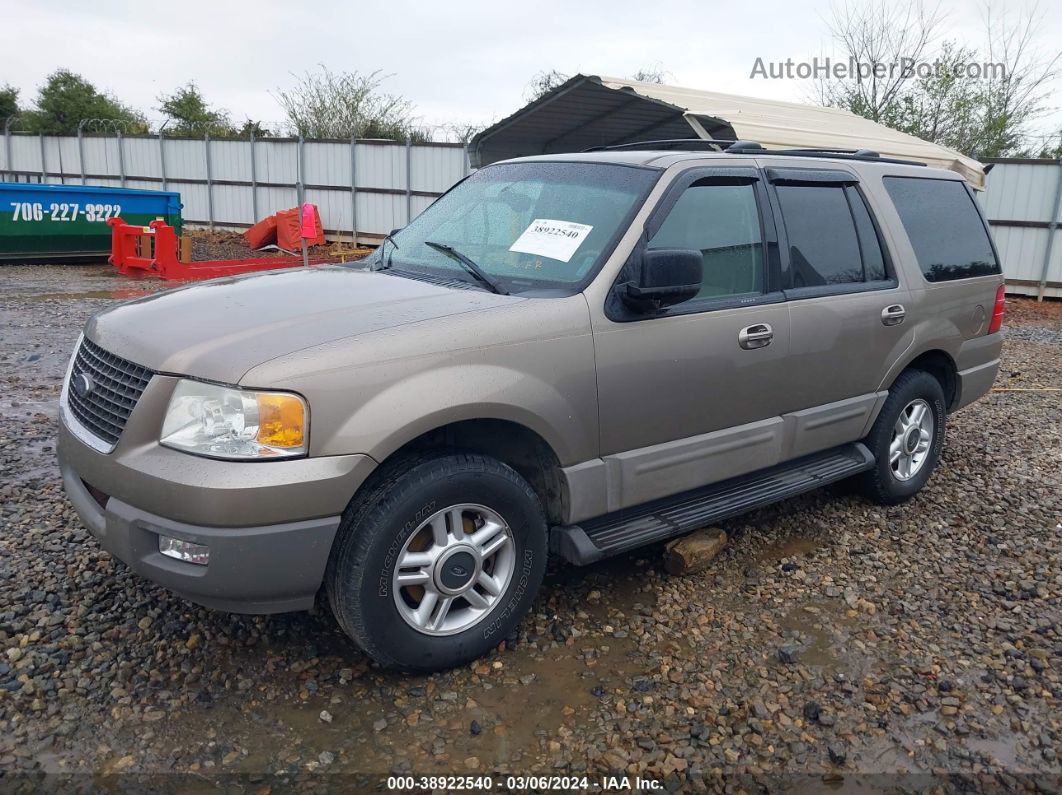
649,180,765,299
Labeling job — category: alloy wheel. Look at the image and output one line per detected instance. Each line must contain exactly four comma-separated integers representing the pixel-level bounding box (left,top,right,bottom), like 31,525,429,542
391,504,516,636
889,398,934,481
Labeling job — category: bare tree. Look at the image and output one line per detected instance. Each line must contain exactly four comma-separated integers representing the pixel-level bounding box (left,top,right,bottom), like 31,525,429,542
1037,131,1062,158
524,64,673,104
879,40,983,151
274,67,425,141
814,0,1060,157
631,64,669,84
438,121,486,143
524,70,570,102
977,2,1061,156
813,0,945,120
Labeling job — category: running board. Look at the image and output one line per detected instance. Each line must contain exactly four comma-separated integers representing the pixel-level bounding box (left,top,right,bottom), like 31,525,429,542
550,443,874,565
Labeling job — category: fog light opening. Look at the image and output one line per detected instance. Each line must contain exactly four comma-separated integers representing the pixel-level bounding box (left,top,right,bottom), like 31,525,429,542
159,536,210,566
82,479,109,510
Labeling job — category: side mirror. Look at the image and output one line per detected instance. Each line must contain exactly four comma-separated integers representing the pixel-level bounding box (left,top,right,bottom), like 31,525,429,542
621,248,702,311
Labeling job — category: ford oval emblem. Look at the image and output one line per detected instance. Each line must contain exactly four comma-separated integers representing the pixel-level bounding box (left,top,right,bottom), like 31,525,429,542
72,373,95,399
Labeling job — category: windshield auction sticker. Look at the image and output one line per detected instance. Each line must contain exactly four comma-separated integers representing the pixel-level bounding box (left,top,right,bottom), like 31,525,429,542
509,219,593,263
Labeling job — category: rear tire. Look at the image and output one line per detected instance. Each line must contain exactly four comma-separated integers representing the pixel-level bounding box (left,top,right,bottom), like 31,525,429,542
326,452,547,672
860,369,947,505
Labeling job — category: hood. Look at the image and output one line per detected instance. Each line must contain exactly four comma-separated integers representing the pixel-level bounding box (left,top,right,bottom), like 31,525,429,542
86,266,520,384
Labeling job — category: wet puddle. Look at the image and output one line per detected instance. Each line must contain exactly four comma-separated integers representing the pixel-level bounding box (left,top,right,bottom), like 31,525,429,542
755,534,822,564
81,558,660,777
777,601,851,670
966,735,1024,769
99,630,650,777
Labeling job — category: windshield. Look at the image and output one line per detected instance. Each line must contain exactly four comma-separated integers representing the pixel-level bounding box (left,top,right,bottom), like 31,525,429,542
375,162,658,293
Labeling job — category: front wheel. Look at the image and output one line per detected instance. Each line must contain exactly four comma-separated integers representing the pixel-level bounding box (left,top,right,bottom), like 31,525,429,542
326,453,547,672
860,369,947,504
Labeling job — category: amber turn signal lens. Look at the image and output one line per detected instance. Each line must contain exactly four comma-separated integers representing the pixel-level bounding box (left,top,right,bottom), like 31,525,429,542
255,393,306,449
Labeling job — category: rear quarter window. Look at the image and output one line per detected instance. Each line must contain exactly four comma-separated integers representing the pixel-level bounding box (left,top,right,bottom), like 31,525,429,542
883,176,1000,282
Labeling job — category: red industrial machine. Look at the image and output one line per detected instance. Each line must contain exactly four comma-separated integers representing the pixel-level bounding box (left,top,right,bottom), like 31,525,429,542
107,217,340,281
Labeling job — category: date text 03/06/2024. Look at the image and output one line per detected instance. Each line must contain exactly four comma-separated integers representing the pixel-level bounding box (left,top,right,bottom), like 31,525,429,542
385,775,664,791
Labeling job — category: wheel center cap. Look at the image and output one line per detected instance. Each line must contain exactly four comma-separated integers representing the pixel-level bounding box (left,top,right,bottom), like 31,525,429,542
904,427,920,454
435,547,478,594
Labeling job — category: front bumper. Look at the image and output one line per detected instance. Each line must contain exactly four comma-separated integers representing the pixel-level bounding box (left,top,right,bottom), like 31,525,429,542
61,468,340,613
57,373,378,613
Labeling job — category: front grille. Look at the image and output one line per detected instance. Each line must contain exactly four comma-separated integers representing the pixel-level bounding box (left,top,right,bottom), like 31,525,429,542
66,337,154,447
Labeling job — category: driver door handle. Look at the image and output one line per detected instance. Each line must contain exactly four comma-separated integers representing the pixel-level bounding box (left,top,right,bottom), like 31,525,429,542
881,304,906,326
738,323,773,350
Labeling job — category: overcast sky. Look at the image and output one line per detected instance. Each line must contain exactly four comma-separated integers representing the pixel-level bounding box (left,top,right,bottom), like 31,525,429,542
4,0,1060,142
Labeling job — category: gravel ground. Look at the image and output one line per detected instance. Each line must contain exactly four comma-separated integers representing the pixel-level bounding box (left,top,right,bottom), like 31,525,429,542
0,265,1059,791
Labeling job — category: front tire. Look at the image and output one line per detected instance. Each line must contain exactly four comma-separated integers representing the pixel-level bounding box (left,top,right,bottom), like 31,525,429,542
860,369,947,504
326,452,547,672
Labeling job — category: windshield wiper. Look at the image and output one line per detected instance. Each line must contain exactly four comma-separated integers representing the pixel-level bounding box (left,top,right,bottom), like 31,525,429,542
423,241,509,295
372,232,399,272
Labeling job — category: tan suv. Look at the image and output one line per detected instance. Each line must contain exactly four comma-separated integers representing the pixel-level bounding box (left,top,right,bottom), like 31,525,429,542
58,141,1005,671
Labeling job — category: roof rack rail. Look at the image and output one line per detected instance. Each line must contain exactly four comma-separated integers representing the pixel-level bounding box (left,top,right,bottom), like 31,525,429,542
725,141,767,153
767,148,925,167
777,146,861,155
583,138,742,152
774,146,881,158
581,138,926,167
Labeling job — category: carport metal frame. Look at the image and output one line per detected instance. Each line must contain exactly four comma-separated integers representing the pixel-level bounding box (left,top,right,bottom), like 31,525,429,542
468,75,721,168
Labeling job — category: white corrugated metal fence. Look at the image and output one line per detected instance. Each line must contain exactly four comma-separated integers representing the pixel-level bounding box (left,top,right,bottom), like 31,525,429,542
3,132,1060,298
981,158,1062,299
1,132,471,244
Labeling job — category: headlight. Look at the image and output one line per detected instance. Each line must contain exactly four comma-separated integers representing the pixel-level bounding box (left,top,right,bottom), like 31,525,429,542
160,380,308,460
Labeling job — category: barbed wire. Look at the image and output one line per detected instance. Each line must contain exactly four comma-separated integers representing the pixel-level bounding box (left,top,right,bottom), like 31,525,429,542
76,118,147,134
4,113,1057,149
126,117,486,142
0,116,483,143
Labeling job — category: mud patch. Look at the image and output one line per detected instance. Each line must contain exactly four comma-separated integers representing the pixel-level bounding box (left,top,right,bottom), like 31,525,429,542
758,535,822,564
25,288,159,302
778,600,857,672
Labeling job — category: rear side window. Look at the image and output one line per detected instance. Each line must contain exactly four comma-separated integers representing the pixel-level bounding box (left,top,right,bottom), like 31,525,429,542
883,177,999,282
776,184,889,287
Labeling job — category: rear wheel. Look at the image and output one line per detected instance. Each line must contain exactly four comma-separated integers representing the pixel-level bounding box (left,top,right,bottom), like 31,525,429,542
326,453,547,672
860,369,947,504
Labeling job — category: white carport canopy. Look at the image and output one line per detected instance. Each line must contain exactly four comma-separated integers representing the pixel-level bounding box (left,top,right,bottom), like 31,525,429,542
469,74,985,189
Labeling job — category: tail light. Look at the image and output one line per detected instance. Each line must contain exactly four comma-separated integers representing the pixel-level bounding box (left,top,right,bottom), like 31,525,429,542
987,284,1006,334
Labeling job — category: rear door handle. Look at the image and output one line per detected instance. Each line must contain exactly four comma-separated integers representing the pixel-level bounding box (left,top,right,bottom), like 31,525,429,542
881,304,906,326
738,323,773,350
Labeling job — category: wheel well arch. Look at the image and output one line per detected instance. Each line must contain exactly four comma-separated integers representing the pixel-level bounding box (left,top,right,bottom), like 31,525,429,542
896,350,958,409
380,419,568,526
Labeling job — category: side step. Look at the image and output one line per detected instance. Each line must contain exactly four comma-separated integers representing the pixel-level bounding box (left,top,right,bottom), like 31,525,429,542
550,443,875,565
